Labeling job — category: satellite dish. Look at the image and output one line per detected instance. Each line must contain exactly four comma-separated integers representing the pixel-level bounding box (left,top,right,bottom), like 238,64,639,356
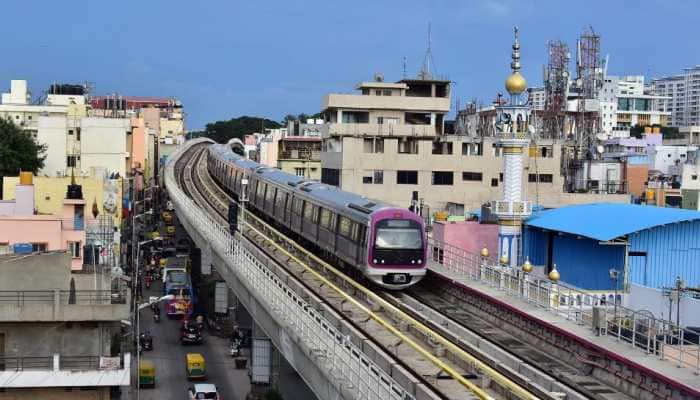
597,145,605,154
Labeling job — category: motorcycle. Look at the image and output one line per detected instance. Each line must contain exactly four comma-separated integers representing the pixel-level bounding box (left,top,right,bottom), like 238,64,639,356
229,338,241,357
152,304,160,323
139,332,153,351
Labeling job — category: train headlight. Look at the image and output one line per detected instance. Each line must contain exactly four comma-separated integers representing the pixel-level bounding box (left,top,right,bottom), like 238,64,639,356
373,259,377,264
418,259,422,264
410,260,415,264
380,260,385,264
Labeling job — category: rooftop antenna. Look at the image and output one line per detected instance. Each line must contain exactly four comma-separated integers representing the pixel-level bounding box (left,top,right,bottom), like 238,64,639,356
402,56,407,78
419,22,435,80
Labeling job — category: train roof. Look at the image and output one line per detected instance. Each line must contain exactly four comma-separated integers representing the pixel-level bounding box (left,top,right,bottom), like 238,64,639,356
209,144,396,221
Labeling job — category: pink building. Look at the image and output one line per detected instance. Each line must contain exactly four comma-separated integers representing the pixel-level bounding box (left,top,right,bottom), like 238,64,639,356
432,220,499,259
0,173,87,270
130,117,147,170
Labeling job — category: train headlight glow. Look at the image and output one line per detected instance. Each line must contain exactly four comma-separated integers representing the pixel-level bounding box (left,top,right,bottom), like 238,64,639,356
373,259,377,263
380,260,385,264
411,260,415,264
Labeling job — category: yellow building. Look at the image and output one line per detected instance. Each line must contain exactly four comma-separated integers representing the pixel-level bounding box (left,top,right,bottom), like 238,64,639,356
277,137,321,180
3,175,123,226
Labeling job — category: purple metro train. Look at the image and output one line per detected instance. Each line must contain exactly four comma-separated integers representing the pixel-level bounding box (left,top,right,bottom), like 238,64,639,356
207,143,426,289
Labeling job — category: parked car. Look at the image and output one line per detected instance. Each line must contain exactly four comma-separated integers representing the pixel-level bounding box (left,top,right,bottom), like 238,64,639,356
187,383,220,399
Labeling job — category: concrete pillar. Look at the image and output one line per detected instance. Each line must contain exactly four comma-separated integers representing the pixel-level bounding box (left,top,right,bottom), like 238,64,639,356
430,84,436,97
53,354,60,371
430,113,436,126
336,109,342,124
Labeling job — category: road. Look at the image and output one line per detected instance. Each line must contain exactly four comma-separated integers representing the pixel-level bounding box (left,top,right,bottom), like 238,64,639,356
128,209,316,400
136,278,250,400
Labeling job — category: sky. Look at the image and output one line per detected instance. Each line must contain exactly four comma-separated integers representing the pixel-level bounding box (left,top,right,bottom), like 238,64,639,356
1,0,699,130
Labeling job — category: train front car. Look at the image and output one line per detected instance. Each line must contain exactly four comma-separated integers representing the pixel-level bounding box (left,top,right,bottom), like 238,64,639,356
365,208,427,289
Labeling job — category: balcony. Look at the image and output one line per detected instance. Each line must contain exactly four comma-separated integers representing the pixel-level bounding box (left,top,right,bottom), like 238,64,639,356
60,217,84,231
0,289,129,322
323,122,439,138
278,149,321,161
0,353,130,388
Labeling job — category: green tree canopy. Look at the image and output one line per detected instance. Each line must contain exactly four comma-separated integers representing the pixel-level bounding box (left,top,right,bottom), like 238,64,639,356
0,118,46,195
196,116,282,143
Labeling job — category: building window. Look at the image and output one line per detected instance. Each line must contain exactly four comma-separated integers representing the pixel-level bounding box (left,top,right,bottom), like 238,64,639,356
321,168,340,187
295,168,306,177
375,90,382,96
67,155,79,168
398,138,419,154
432,171,453,185
382,89,392,96
692,175,698,180
462,142,482,156
528,173,553,183
363,170,383,184
32,243,47,252
69,241,81,258
491,178,498,187
462,172,483,181
397,170,418,185
432,141,453,155
363,138,384,154
76,127,81,141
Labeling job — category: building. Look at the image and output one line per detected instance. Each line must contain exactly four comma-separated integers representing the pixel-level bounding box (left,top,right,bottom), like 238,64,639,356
277,136,321,180
286,118,324,137
523,203,700,291
647,145,697,176
0,173,87,269
89,95,184,143
0,251,130,399
653,66,700,128
526,86,545,111
3,174,122,228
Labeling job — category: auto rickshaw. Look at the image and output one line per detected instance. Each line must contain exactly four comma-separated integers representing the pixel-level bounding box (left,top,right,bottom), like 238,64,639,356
139,359,156,388
185,353,206,380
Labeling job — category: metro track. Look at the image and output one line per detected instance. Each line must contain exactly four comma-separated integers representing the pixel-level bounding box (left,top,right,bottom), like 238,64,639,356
173,143,626,400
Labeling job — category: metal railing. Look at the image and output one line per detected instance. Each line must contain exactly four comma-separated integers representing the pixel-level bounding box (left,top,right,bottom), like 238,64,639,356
165,141,415,400
60,217,85,231
429,239,700,376
0,354,124,372
0,289,126,306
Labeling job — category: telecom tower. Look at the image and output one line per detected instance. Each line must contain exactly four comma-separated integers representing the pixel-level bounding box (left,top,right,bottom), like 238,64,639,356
492,27,533,268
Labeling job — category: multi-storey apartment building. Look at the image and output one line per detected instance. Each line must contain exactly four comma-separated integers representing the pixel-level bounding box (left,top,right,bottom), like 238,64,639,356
653,66,700,127
526,86,545,111
320,76,628,212
0,251,130,399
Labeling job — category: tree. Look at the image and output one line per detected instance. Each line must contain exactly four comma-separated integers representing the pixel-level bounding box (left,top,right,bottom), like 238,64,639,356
0,118,47,195
199,116,282,144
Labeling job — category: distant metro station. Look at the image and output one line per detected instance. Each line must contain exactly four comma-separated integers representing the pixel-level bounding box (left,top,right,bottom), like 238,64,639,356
522,203,700,291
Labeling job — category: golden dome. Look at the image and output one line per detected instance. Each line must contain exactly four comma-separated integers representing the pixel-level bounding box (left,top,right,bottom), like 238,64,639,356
480,246,490,258
499,255,509,265
548,264,560,282
522,259,532,273
505,71,527,95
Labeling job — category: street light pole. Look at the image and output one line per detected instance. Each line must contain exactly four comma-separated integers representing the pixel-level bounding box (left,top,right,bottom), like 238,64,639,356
609,269,619,320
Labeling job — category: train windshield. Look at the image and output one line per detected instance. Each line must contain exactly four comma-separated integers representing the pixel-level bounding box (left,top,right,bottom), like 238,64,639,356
374,219,422,250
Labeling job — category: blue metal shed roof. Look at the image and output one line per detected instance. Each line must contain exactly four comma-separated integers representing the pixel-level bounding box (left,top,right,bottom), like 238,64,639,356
525,203,700,241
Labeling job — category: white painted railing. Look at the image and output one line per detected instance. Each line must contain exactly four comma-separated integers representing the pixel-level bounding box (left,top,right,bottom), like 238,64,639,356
429,240,700,376
165,140,415,400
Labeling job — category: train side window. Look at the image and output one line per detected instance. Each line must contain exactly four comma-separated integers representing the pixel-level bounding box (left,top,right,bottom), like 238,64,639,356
338,216,351,237
350,223,359,241
303,202,315,221
257,181,265,200
267,186,276,203
319,208,330,228
276,191,286,207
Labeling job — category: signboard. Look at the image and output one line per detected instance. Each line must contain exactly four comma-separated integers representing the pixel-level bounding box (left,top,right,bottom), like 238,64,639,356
99,357,121,370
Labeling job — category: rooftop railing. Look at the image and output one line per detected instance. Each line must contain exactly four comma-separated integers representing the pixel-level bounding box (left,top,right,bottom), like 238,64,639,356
0,353,126,372
0,289,126,306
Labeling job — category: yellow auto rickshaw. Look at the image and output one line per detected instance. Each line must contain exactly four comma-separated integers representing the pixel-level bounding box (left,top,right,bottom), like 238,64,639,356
139,359,156,388
186,353,206,380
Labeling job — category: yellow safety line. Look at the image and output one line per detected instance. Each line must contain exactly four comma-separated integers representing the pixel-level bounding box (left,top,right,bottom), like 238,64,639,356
245,223,496,400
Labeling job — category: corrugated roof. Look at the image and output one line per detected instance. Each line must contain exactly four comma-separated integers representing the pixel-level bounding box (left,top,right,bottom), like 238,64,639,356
525,203,700,241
